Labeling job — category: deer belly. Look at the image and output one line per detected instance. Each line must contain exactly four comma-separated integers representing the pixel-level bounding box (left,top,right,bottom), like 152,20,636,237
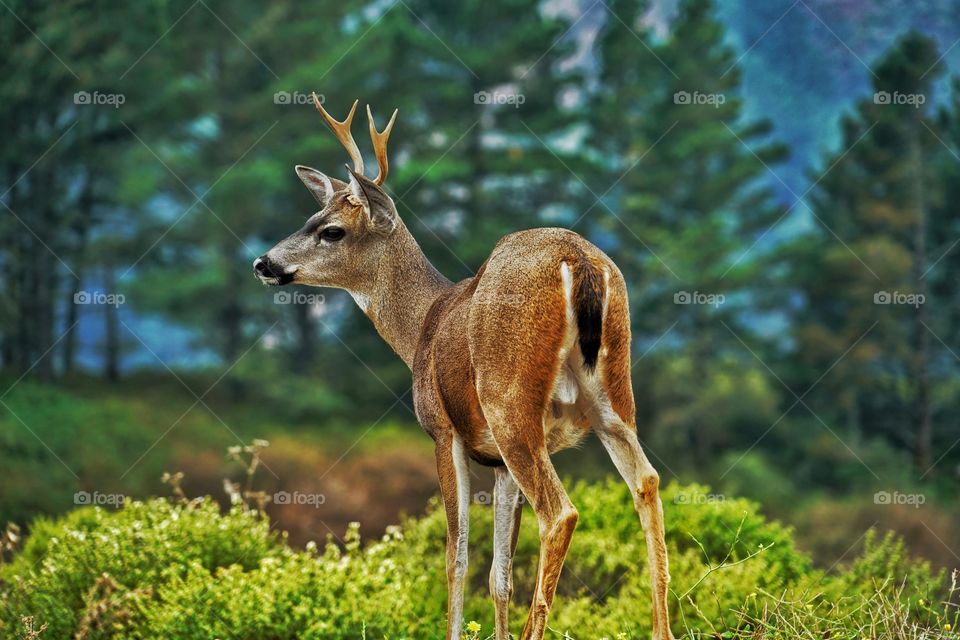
468,428,503,463
543,401,590,454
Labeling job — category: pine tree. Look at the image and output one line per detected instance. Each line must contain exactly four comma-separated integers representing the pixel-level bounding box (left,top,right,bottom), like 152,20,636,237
587,0,788,463
796,32,946,472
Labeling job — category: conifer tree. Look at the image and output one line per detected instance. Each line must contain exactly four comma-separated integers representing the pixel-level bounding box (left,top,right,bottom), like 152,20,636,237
588,0,787,462
796,32,945,472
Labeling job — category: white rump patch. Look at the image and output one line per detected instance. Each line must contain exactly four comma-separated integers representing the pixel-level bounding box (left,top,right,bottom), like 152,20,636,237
545,259,619,453
551,262,580,406
559,261,574,316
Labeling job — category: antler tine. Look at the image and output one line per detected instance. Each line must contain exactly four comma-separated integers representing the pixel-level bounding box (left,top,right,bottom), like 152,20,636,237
367,104,398,185
312,94,364,175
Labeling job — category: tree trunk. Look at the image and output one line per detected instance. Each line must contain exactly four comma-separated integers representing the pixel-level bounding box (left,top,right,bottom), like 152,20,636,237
103,264,120,382
31,170,57,381
64,177,94,374
0,166,13,368
3,168,25,371
909,127,931,474
63,279,83,375
845,388,861,447
218,240,244,399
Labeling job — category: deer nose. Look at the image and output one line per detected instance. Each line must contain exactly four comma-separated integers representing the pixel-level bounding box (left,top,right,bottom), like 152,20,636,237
253,256,272,277
254,256,298,284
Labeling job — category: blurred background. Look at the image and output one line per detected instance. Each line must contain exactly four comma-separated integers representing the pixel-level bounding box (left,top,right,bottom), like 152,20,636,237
2,0,959,571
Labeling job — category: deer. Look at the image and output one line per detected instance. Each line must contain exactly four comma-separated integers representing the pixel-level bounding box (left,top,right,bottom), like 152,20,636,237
253,95,675,640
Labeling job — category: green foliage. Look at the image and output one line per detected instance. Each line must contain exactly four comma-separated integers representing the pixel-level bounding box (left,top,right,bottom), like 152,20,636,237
0,381,168,525
716,451,796,512
795,30,953,474
0,500,277,639
588,0,794,476
1,482,948,639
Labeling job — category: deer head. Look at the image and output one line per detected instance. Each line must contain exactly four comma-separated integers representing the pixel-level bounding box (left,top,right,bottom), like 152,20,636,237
253,95,399,291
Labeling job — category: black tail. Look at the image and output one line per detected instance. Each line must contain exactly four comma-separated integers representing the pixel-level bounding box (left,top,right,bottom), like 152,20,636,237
573,257,605,371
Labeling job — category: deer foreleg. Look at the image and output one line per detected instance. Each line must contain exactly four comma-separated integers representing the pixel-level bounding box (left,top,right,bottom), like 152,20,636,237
490,465,523,639
436,433,472,640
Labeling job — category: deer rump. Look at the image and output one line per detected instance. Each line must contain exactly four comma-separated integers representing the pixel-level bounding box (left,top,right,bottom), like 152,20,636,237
414,228,623,468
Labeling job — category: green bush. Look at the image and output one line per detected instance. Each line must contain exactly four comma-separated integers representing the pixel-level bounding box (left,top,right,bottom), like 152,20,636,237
0,499,277,639
1,482,951,639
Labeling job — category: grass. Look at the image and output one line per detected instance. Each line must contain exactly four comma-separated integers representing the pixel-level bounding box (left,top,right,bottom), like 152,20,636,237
1,441,956,639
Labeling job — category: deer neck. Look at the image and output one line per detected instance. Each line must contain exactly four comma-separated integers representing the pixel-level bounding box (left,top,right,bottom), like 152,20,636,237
352,223,452,368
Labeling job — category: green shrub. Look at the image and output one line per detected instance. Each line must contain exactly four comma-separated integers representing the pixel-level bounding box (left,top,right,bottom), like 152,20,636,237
1,482,950,639
0,499,277,639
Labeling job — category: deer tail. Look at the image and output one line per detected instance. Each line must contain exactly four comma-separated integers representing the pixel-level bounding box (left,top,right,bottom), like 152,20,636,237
572,256,605,371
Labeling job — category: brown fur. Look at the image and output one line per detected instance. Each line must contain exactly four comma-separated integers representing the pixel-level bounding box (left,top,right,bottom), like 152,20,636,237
255,104,675,640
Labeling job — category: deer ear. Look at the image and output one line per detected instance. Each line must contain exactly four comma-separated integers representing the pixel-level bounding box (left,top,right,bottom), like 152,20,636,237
295,165,340,208
345,166,397,235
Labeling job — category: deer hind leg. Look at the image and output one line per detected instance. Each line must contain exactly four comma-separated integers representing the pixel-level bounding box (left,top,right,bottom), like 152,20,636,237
595,415,674,640
471,252,576,639
490,465,523,640
436,433,472,640
483,408,577,640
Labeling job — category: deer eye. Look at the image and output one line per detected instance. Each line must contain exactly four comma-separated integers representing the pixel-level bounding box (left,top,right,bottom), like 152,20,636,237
319,227,345,242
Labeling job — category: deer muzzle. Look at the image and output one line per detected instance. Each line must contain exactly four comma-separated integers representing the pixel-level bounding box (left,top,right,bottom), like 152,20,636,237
253,256,298,285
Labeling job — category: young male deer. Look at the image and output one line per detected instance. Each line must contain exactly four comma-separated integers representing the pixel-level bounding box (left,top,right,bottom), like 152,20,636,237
253,96,675,640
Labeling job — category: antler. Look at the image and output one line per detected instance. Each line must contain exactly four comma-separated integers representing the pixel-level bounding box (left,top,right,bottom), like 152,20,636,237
312,94,364,175
367,105,398,185
312,94,398,185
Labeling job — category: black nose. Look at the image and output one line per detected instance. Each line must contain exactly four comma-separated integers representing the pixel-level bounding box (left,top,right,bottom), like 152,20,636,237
253,256,273,277
253,256,295,284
